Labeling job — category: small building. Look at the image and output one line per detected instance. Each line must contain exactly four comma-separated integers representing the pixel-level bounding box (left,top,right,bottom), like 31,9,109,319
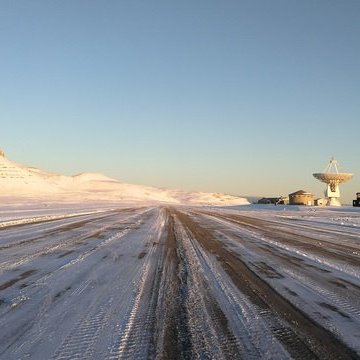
353,193,360,207
258,197,281,205
314,198,327,206
278,196,289,205
289,190,314,206
258,196,289,205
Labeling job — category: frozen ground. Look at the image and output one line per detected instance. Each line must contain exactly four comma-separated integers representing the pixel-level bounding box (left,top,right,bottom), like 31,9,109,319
0,203,360,359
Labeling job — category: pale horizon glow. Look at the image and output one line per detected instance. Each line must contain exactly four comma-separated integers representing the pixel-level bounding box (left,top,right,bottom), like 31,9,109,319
1,1,359,204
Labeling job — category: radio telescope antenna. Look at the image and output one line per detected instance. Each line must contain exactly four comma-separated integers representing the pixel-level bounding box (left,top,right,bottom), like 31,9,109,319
313,158,354,206
323,157,339,173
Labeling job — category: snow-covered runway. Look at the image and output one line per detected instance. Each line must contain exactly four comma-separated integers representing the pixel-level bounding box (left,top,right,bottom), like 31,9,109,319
1,205,360,359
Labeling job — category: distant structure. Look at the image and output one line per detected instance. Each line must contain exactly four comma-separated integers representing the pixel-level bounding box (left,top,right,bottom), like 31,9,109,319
289,190,314,206
314,198,327,206
258,196,288,205
0,149,4,157
313,158,354,206
353,193,360,207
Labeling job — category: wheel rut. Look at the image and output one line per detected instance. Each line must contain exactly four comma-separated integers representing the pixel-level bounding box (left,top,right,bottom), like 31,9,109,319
158,210,243,359
2,206,360,359
174,209,359,360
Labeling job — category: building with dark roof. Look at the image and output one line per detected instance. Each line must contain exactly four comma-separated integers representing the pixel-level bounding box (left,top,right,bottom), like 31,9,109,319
257,196,289,205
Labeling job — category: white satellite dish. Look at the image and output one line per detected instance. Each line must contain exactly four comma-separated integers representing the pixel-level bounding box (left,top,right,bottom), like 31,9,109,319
313,158,354,206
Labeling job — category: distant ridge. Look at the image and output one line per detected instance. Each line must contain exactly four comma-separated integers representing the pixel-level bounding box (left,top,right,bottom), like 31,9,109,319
0,150,57,193
0,150,249,206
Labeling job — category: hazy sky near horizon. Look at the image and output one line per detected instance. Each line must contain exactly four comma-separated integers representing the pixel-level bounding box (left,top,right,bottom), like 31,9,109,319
1,1,359,202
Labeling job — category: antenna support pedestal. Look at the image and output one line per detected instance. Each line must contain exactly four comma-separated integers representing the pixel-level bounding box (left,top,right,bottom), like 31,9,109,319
326,183,341,206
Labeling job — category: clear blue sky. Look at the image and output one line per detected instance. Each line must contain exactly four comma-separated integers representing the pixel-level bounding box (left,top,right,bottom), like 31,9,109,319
1,1,359,203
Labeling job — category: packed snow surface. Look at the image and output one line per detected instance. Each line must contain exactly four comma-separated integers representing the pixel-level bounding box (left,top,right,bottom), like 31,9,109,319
0,203,360,359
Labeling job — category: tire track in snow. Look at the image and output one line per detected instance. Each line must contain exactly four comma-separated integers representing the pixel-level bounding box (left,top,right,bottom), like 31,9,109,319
53,299,113,360
0,209,148,277
195,211,360,322
0,212,123,273
174,218,243,359
0,210,154,360
214,212,360,278
176,209,359,360
49,209,160,360
107,209,166,360
173,213,288,360
184,209,360,356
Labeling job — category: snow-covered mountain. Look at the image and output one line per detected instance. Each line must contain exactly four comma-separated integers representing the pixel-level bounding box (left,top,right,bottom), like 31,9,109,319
0,150,249,206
